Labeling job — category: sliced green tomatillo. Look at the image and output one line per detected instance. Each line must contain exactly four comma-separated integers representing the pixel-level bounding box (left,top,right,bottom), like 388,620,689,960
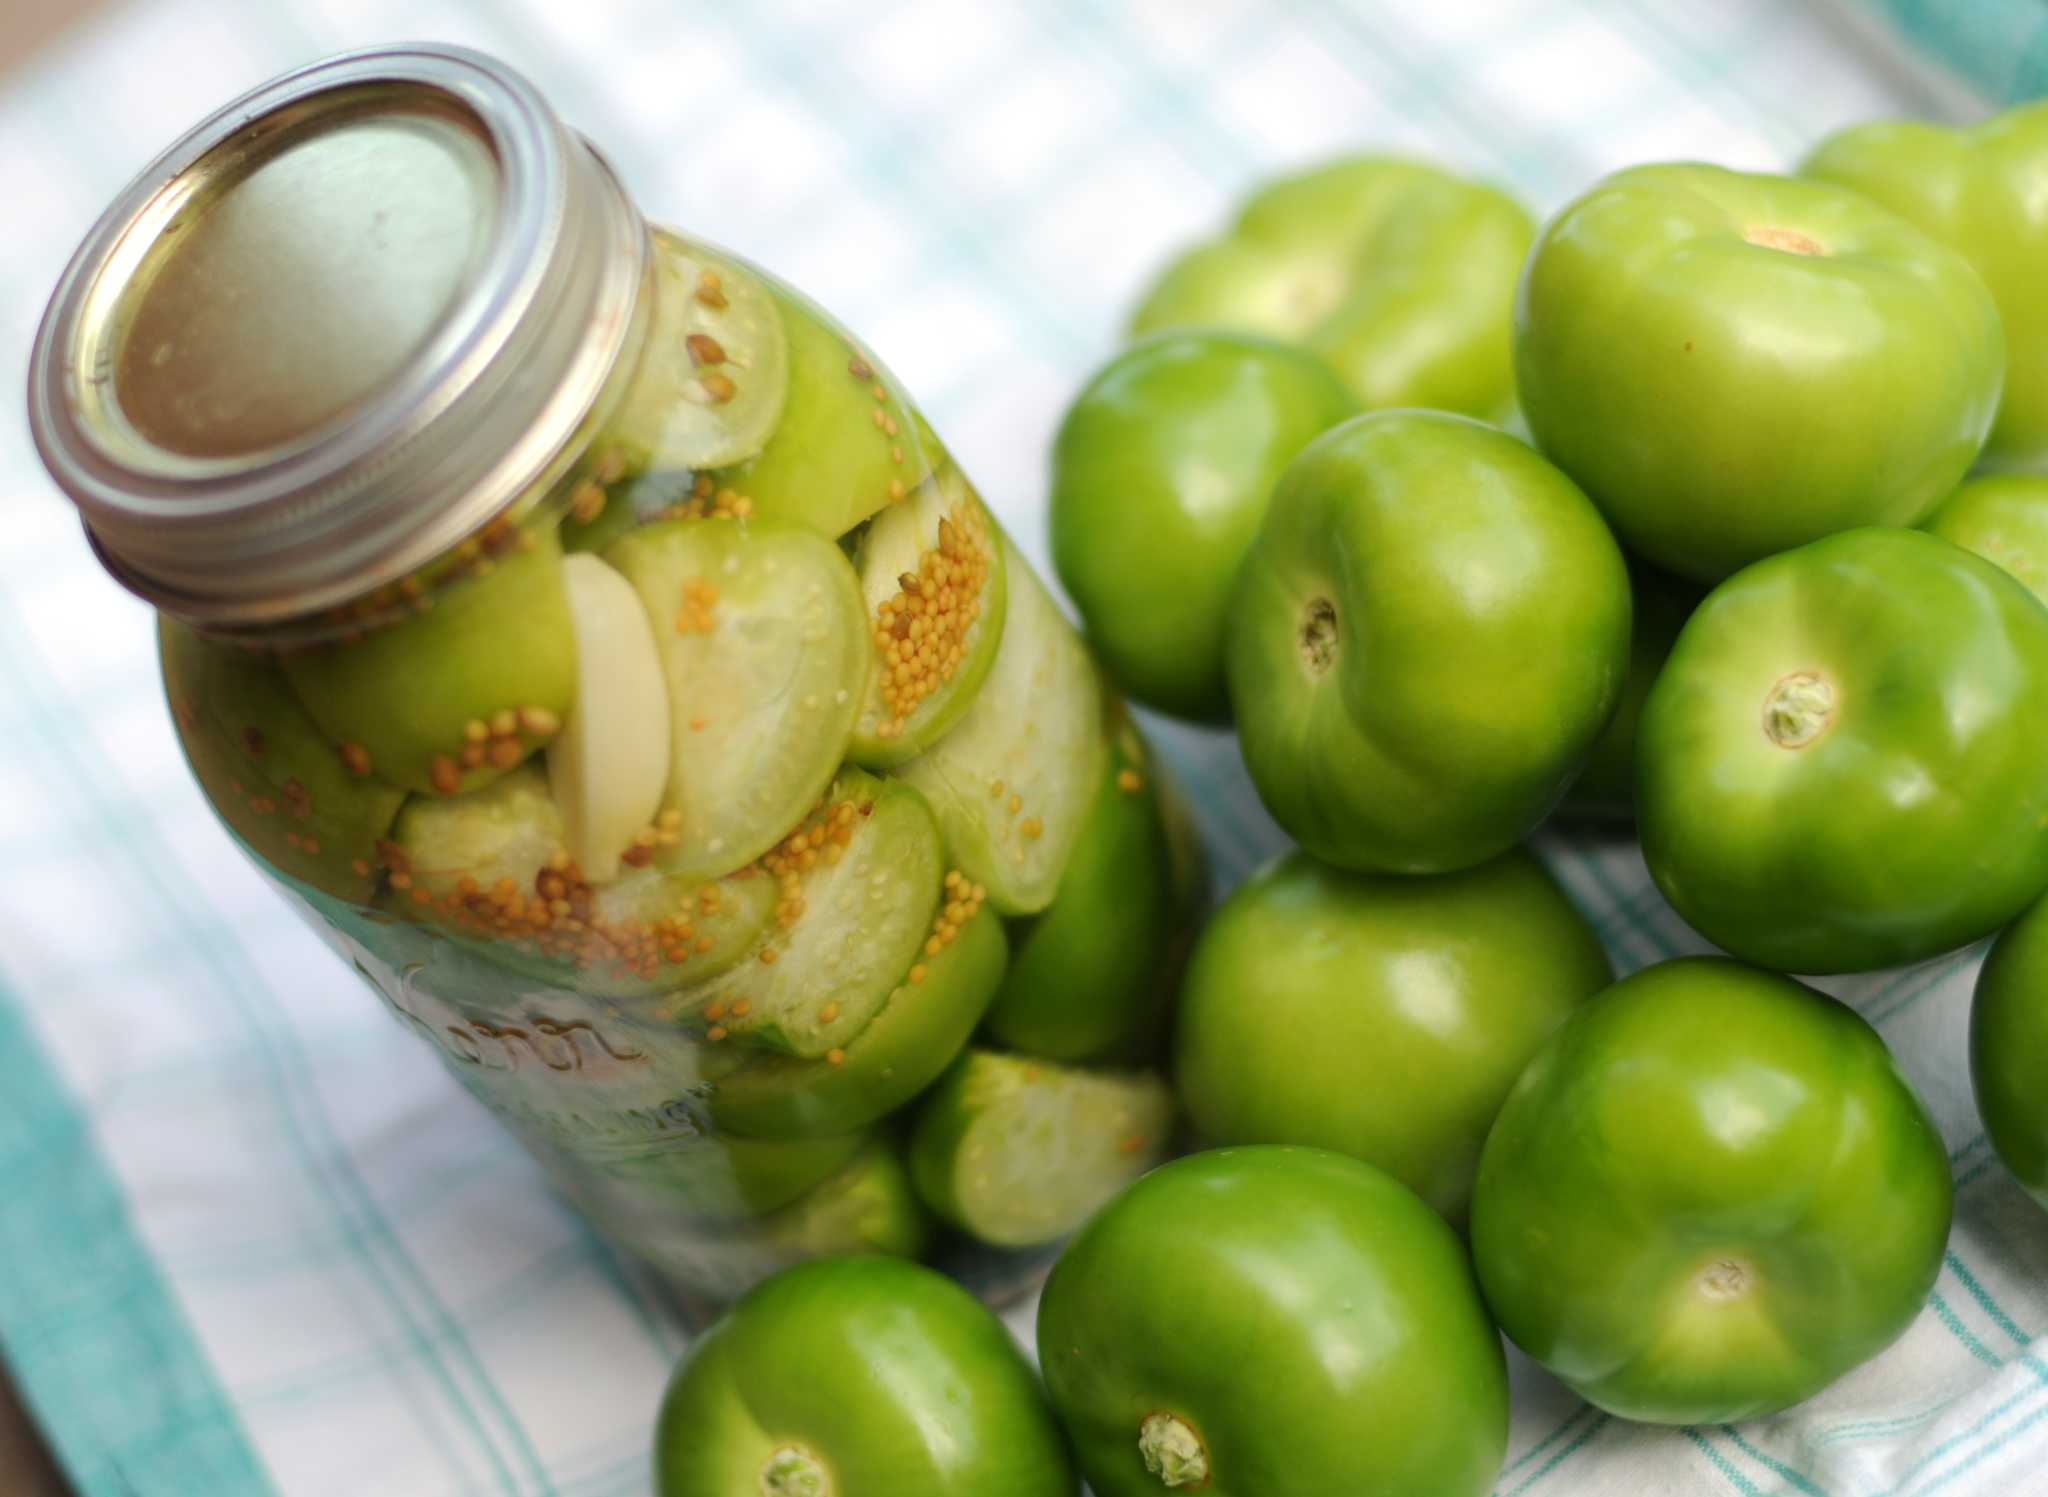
607,230,789,473
282,528,576,797
982,714,1200,1064
161,619,404,903
710,874,1008,1139
605,515,869,884
546,553,671,882
848,467,1009,766
389,762,775,997
673,768,944,1060
907,1050,1174,1249
893,534,1105,915
719,286,938,538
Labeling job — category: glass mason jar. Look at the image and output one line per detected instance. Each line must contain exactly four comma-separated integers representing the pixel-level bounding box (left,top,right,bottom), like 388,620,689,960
29,45,1201,1306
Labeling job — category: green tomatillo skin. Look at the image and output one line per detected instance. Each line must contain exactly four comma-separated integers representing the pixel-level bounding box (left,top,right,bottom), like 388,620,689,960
654,1255,1076,1497
1515,163,2004,582
1226,409,1630,874
1638,527,2048,973
1805,99,2048,470
982,715,1206,1064
1470,958,1952,1424
1924,474,2048,605
1173,848,1610,1224
1037,1146,1507,1497
1050,331,1356,721
1556,561,1702,823
1129,156,1533,419
1971,894,2048,1212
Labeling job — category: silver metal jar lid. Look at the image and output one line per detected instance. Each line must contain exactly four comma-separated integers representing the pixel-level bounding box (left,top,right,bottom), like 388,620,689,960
26,42,648,626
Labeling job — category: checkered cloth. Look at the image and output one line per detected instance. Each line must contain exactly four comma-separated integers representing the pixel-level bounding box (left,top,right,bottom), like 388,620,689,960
2,1,2046,1492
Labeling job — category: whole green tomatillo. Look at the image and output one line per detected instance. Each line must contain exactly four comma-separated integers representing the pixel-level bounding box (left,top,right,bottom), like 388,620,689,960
1226,409,1630,874
1471,958,1952,1425
1516,162,2003,582
1805,99,2048,470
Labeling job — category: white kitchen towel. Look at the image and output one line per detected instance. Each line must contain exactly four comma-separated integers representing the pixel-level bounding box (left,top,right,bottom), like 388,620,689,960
1,1,2044,1493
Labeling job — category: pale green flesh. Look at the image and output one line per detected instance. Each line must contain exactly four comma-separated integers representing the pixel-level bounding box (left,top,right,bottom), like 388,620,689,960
910,1050,1174,1247
608,231,789,472
719,287,937,538
709,886,1009,1140
671,769,945,1059
390,763,774,997
892,534,1105,915
847,468,1010,767
280,530,577,797
161,619,404,903
605,517,870,885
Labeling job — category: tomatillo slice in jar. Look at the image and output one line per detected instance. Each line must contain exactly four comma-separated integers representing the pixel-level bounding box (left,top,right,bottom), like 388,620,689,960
848,469,1008,766
1470,957,1952,1424
894,534,1105,915
1971,894,2048,1211
584,1129,868,1224
1048,331,1355,722
388,762,778,996
982,716,1205,1065
1173,848,1609,1224
1037,1146,1508,1497
1129,156,1533,420
1805,100,2048,470
161,619,403,903
1515,163,2004,583
1638,527,2048,973
710,873,1009,1140
604,515,869,885
906,1050,1172,1248
654,1256,1076,1497
678,767,944,1059
281,527,576,797
1924,474,2048,605
1226,410,1630,874
721,287,938,540
563,1141,934,1305
607,231,790,473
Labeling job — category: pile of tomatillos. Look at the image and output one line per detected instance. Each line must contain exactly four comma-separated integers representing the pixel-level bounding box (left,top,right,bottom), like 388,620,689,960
653,102,2048,1496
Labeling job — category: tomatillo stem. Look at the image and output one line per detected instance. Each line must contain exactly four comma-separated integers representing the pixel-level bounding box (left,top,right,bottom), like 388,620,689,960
1139,1411,1210,1488
1299,596,1339,676
1761,670,1835,749
761,1445,830,1497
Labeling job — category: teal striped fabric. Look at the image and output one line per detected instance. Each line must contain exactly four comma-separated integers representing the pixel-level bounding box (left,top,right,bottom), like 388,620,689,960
1856,0,2048,104
0,2,2043,1493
